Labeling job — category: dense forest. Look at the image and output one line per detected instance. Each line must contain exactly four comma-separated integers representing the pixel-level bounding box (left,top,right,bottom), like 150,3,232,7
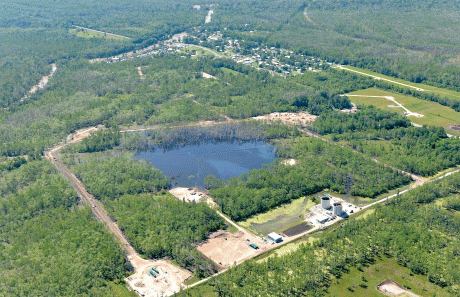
0,160,129,296
0,55,372,157
210,136,411,221
313,107,460,176
65,154,225,277
182,172,460,296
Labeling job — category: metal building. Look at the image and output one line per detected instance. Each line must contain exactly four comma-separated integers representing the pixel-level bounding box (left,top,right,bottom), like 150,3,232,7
268,232,283,243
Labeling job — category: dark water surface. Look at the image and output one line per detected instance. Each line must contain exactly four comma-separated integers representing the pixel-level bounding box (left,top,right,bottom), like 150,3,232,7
135,140,276,189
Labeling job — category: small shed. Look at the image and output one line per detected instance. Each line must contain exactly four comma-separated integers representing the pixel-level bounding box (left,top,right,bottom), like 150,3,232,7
316,214,330,224
268,232,283,243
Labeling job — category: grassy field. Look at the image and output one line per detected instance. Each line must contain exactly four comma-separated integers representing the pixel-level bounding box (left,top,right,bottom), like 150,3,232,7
69,28,128,41
106,281,137,297
239,196,315,236
342,65,460,100
325,257,452,297
347,88,460,136
257,235,320,262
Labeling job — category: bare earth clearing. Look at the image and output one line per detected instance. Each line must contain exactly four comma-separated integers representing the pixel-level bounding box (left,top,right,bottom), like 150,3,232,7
20,63,57,102
252,111,317,126
137,67,144,79
196,230,268,268
377,279,420,297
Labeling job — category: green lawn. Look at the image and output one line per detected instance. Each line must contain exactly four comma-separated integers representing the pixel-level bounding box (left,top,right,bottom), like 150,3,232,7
347,88,460,136
239,196,315,236
326,257,452,297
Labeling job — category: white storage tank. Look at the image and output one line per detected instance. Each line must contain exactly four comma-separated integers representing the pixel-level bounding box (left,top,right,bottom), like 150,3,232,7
333,202,343,216
321,196,331,209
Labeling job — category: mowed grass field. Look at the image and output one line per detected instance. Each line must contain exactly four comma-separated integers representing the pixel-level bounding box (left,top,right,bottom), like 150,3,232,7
342,65,460,100
69,28,128,40
347,88,460,136
326,257,452,297
239,196,315,236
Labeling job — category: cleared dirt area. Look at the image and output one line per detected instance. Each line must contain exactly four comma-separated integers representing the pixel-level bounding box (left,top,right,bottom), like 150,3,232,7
252,111,317,126
169,187,213,204
377,279,419,297
21,63,57,102
137,67,144,79
282,158,297,166
125,258,191,297
202,72,217,79
196,230,268,268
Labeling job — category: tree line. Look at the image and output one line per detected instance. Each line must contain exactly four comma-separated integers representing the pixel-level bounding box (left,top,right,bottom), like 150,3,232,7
181,172,460,296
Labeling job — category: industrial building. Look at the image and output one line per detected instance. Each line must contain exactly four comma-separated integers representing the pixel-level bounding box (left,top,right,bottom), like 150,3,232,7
268,232,283,243
333,202,343,216
315,214,330,224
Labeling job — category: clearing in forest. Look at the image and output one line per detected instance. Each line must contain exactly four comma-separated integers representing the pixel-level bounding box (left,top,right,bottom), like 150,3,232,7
339,65,460,100
252,111,317,126
347,88,460,136
240,196,315,236
326,257,450,297
196,230,269,268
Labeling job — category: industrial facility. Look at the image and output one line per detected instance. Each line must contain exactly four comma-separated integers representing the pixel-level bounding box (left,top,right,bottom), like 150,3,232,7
307,194,359,226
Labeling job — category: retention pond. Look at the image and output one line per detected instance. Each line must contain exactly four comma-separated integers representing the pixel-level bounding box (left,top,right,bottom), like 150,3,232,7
135,140,276,189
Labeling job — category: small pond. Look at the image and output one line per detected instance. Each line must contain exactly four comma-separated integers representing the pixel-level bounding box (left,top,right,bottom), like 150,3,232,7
135,140,276,189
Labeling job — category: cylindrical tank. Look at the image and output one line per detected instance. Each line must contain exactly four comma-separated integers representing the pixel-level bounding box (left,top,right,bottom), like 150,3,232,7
321,196,331,209
333,202,343,216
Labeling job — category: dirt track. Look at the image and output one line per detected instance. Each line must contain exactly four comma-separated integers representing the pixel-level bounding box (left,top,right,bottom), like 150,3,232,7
45,127,190,296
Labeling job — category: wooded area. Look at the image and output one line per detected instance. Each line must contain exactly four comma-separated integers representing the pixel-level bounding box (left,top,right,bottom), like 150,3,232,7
210,136,411,221
0,160,129,296
313,107,460,176
66,154,225,277
182,172,460,296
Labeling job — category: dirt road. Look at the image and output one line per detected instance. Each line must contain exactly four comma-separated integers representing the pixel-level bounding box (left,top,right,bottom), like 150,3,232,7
45,127,190,296
335,65,425,92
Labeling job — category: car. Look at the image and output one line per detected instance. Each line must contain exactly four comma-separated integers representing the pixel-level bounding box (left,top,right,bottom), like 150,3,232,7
92,205,96,208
